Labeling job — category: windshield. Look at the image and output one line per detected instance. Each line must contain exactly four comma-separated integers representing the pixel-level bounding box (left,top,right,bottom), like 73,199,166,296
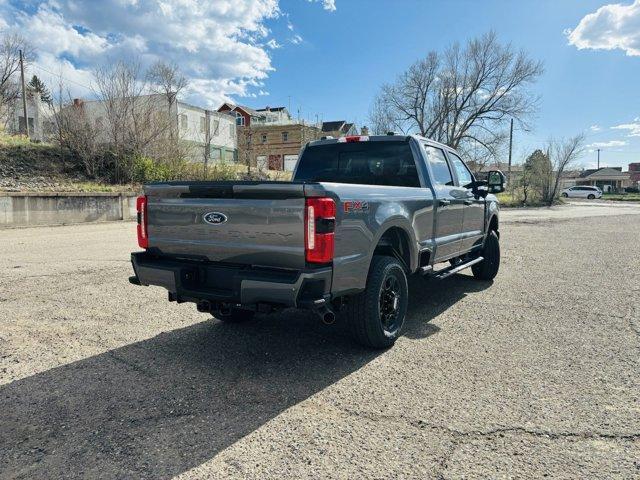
294,141,421,187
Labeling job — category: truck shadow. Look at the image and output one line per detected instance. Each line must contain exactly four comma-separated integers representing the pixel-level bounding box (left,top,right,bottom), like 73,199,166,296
0,274,491,479
403,274,493,340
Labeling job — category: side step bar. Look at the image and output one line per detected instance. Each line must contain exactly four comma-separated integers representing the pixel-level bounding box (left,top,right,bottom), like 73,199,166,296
430,256,484,280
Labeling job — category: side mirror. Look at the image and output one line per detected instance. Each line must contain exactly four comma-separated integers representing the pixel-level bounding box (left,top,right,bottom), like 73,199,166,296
487,170,506,194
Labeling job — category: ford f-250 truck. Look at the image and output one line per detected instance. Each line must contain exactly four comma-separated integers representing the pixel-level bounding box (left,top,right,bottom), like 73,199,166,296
129,134,505,349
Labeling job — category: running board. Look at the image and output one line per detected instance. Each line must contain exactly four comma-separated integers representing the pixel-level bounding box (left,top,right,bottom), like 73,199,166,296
433,256,484,280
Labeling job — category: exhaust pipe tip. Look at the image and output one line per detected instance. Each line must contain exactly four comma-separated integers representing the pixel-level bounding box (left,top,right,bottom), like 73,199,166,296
323,310,336,325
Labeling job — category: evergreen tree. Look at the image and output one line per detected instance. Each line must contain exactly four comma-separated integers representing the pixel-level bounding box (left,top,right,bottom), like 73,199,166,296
28,75,52,105
523,149,553,202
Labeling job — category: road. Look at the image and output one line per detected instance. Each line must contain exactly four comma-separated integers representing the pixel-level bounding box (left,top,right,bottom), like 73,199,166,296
1,202,639,479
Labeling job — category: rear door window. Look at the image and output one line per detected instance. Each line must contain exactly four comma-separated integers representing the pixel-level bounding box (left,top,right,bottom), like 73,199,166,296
295,141,421,187
423,145,454,186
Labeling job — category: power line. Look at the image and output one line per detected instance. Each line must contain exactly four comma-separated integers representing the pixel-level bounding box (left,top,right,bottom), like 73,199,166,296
29,63,94,93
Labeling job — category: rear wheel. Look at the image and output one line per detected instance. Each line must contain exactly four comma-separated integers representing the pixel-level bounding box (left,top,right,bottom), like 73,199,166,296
472,230,500,281
213,307,255,323
343,255,408,349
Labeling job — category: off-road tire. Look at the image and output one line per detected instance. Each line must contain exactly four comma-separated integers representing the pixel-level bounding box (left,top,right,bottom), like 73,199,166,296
213,307,255,323
472,230,500,281
587,194,595,199
343,255,408,349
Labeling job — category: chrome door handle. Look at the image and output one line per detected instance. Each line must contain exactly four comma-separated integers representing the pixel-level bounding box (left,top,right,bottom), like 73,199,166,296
439,199,451,206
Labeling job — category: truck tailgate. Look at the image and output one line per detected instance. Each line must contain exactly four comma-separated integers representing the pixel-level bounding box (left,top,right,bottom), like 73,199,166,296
145,182,307,269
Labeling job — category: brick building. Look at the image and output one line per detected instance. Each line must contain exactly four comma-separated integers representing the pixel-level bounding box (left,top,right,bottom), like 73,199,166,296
628,163,640,189
237,122,322,171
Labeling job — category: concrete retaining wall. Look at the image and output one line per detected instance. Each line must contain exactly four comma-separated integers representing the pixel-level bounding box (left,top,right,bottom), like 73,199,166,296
0,192,138,227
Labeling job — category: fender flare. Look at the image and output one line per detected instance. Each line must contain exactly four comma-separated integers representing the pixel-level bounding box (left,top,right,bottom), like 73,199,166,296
367,218,418,273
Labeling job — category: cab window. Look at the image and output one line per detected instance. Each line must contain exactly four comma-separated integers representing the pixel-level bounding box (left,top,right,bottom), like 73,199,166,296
448,152,474,187
423,145,453,186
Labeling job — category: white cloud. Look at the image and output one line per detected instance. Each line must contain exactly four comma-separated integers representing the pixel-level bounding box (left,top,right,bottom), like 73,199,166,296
32,52,96,99
587,140,628,148
322,0,337,11
307,0,336,12
19,5,110,58
566,0,640,56
589,124,601,132
612,118,640,136
0,0,333,108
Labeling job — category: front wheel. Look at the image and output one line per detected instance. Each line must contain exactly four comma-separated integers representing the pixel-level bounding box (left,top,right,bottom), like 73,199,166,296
472,230,500,281
343,255,408,349
587,194,595,199
561,192,568,198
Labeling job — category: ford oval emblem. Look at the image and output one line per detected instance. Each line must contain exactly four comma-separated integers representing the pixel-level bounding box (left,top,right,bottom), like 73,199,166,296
203,212,228,225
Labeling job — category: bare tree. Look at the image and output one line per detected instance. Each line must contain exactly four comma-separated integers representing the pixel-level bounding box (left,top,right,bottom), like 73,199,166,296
146,60,187,139
544,134,585,206
49,76,103,177
56,100,103,177
370,32,543,164
0,33,35,124
368,94,397,135
93,60,173,181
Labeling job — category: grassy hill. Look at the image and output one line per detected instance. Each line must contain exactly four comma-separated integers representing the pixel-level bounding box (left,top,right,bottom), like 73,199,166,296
0,134,134,193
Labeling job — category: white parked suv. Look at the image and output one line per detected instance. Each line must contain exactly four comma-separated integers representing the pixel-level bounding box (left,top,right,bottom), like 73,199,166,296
561,186,603,199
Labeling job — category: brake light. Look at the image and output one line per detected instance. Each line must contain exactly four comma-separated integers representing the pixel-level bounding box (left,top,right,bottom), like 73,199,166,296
337,135,369,143
305,197,336,263
136,195,148,249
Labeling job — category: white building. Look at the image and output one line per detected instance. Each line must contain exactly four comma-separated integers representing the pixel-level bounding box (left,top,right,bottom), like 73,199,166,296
176,101,237,163
4,90,53,142
70,94,237,163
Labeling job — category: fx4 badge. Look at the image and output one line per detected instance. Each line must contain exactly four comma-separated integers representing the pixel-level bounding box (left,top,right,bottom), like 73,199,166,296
343,201,369,213
203,212,228,225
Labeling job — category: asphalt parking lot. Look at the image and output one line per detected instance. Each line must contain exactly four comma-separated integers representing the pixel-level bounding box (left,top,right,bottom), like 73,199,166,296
1,202,639,479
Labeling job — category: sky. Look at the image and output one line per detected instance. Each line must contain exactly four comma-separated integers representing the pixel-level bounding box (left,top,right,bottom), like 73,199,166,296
1,0,639,168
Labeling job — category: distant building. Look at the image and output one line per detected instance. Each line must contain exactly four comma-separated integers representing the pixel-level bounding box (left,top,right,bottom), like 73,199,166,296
4,90,53,142
177,101,237,163
558,169,582,190
70,94,237,163
237,121,322,172
574,167,630,193
217,103,294,127
321,120,357,138
475,161,524,184
628,163,640,189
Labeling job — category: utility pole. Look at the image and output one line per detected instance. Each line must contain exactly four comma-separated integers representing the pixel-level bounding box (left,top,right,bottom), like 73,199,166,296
19,49,29,138
507,118,514,183
597,148,600,169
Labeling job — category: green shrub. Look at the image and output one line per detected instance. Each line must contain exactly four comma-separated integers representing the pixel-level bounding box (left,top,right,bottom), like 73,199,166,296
131,155,175,182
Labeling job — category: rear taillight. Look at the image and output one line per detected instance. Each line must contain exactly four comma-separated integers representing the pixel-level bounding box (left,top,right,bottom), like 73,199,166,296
136,195,148,249
305,197,336,264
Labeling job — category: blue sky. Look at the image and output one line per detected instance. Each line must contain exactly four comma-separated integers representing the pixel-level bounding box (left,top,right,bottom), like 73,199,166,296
2,0,639,168
269,0,640,168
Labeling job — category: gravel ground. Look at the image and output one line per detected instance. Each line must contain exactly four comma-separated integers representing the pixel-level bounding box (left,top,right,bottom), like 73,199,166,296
1,203,639,479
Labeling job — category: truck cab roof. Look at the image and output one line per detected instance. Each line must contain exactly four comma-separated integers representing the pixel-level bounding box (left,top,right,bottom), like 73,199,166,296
307,133,458,155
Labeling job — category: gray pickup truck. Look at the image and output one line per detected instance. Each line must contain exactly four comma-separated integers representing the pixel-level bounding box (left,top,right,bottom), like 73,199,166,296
130,134,505,349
